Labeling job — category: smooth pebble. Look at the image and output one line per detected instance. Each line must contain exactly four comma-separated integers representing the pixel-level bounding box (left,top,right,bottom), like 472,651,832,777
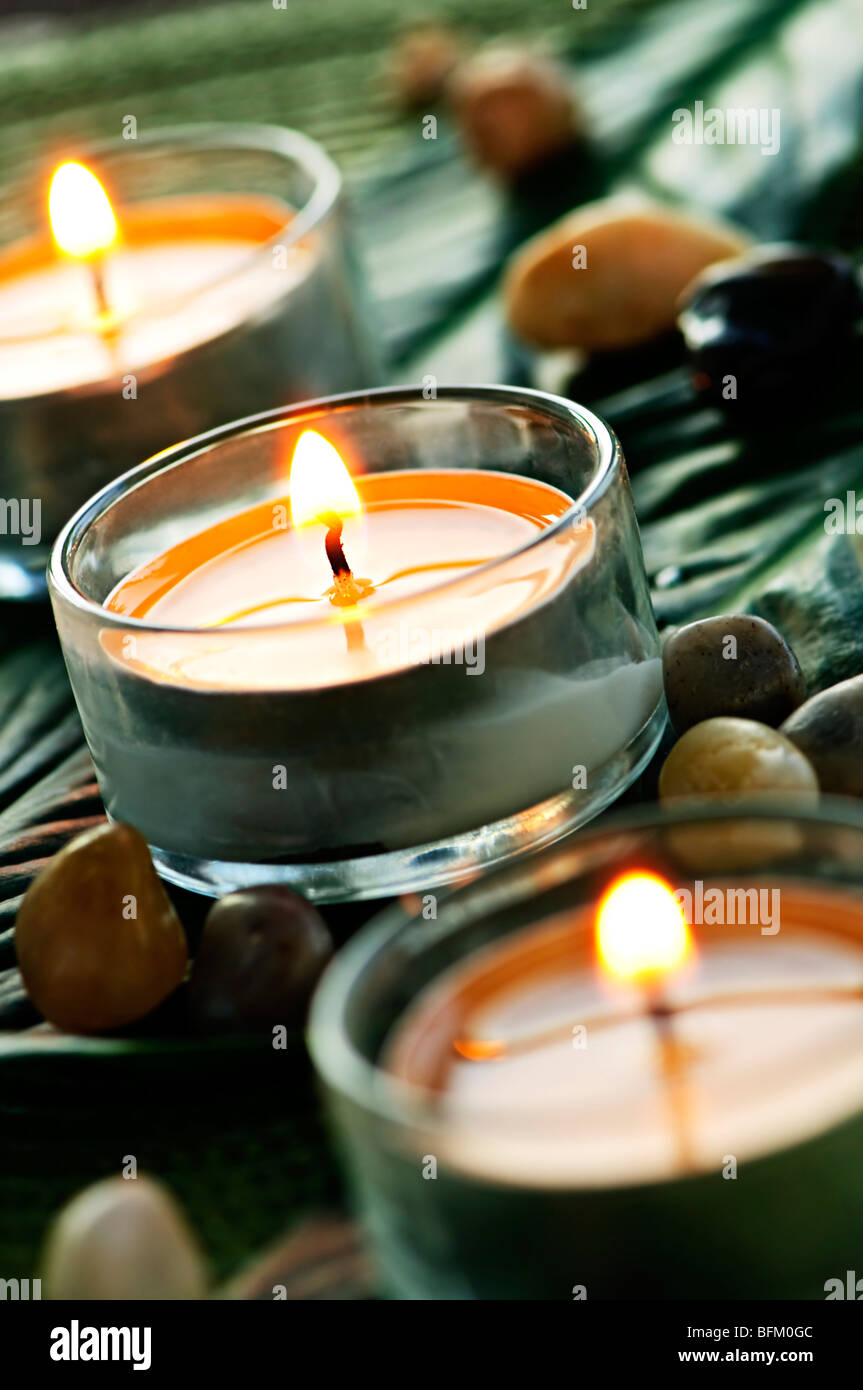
663,614,805,734
42,1175,207,1300
780,674,863,796
659,717,819,803
189,884,333,1035
452,49,579,179
505,198,749,351
15,821,188,1034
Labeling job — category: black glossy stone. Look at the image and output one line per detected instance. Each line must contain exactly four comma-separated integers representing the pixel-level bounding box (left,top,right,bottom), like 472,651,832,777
678,244,861,414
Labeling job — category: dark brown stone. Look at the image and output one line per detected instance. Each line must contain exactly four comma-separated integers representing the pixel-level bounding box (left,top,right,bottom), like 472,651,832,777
189,885,333,1035
662,614,805,735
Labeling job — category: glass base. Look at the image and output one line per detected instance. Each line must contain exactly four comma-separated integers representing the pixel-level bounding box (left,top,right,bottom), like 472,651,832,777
149,701,667,902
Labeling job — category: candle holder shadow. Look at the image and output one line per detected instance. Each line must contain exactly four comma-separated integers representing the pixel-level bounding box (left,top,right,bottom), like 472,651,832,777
49,385,664,902
309,799,863,1299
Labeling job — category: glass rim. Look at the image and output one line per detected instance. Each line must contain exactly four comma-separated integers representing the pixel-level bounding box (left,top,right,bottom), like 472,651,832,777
48,383,620,636
307,796,863,1133
0,121,342,359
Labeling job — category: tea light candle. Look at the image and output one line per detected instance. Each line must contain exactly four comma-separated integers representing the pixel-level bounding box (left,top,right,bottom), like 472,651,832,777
310,828,863,1298
0,126,377,596
99,431,659,858
0,162,306,399
50,387,665,901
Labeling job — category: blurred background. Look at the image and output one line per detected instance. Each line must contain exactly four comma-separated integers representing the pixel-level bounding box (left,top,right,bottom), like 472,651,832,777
1,0,860,386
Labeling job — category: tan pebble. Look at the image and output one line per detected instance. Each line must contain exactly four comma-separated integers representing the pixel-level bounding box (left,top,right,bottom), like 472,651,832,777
660,717,816,869
659,717,819,802
15,821,188,1034
42,1176,208,1300
451,48,579,179
504,198,750,350
388,25,463,109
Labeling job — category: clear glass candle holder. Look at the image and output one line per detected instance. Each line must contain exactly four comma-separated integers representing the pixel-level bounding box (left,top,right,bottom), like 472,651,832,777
0,122,380,597
309,800,863,1299
49,385,664,901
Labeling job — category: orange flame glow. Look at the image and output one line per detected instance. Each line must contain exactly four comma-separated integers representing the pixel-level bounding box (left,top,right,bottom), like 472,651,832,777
289,431,361,530
596,871,692,986
49,162,117,260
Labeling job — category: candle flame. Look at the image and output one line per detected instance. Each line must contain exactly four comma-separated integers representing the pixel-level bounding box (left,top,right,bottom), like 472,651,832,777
49,162,117,260
289,430,361,529
596,871,692,987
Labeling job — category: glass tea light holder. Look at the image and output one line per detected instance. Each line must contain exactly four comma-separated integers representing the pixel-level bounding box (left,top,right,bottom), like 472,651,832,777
0,122,379,597
309,801,863,1299
49,385,664,902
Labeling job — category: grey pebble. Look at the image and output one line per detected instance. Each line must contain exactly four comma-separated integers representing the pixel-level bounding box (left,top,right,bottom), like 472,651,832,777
780,674,863,796
662,614,805,735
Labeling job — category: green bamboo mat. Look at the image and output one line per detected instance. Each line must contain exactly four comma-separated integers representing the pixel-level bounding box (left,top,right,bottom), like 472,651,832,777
0,0,861,1287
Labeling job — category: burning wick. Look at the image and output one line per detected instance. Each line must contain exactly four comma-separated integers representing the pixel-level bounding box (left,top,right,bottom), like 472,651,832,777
289,430,373,616
88,258,111,322
322,509,370,652
451,876,700,1174
288,430,373,657
596,871,696,1172
48,161,119,331
322,510,367,609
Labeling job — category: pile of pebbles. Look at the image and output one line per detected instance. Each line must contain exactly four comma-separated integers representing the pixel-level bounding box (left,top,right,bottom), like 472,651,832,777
659,613,863,803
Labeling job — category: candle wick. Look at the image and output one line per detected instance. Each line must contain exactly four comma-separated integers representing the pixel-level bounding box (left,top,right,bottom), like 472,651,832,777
86,257,121,358
89,256,111,321
323,512,352,581
647,994,697,1176
321,511,373,610
318,510,368,652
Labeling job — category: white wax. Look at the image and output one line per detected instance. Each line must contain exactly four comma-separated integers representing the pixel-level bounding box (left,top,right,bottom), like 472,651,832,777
105,472,594,690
